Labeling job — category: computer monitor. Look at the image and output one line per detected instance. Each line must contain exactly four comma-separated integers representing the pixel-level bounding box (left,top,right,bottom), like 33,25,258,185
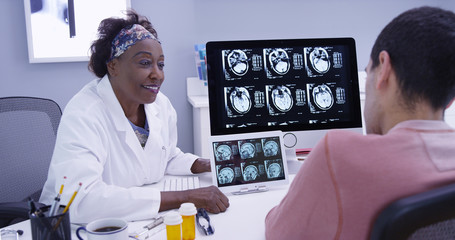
205,38,363,159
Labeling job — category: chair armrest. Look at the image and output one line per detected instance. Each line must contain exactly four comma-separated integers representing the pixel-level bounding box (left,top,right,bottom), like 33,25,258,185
0,201,45,228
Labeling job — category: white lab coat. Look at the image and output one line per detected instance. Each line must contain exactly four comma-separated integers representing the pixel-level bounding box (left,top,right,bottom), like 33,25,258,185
40,75,198,223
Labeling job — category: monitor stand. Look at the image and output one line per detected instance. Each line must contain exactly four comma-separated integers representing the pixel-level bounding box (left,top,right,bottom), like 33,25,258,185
231,186,269,195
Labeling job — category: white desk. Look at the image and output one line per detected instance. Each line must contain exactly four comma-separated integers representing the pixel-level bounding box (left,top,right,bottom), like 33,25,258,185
1,167,299,240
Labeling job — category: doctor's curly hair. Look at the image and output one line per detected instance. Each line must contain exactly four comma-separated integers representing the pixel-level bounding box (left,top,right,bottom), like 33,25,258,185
88,9,159,78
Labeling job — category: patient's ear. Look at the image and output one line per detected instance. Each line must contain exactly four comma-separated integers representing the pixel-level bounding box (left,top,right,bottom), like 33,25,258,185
375,51,393,90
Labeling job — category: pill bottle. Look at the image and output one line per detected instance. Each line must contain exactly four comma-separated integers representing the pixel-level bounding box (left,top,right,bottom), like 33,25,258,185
164,211,182,240
179,202,197,240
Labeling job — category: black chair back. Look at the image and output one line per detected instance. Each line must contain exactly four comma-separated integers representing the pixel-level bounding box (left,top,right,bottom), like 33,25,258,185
370,183,455,240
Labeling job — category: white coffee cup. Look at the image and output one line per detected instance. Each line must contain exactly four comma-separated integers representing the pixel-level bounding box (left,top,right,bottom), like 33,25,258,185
76,218,128,240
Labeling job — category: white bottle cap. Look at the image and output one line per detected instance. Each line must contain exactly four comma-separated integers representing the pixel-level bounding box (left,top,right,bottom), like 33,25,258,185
164,211,183,225
179,202,197,216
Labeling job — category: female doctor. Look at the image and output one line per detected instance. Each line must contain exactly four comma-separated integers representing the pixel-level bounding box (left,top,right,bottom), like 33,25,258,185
40,10,229,223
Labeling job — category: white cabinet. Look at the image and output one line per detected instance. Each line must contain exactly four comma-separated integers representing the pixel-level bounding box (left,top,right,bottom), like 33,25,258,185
187,77,211,158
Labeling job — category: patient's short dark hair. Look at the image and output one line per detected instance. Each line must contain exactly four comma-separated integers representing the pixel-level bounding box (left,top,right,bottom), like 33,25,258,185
370,6,455,110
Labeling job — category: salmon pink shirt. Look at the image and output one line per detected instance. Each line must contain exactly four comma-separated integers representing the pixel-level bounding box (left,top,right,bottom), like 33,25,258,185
265,120,455,240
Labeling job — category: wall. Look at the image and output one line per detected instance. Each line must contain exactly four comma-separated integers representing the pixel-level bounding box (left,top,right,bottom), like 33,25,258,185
1,0,454,154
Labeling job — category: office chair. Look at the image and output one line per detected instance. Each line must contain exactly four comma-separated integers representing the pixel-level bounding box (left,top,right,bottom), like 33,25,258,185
0,96,62,227
370,182,455,240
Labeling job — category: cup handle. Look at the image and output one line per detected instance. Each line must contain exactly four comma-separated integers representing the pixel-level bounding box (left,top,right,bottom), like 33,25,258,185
76,226,86,240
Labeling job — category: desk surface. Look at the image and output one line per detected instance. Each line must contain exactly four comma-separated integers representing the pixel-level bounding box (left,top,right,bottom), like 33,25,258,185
2,163,300,239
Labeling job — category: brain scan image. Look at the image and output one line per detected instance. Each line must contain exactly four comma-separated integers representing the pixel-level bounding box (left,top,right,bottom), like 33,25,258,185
263,140,279,157
227,50,248,76
240,142,255,159
230,87,252,114
269,49,290,75
215,144,232,161
309,47,330,74
267,163,282,178
272,86,293,112
243,165,259,181
218,167,234,184
313,84,334,110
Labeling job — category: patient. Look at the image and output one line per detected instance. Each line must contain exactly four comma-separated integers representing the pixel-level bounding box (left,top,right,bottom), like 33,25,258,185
265,6,455,239
40,10,229,223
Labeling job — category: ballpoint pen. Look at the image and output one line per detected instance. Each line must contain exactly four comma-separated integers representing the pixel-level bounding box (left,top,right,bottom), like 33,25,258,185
129,216,164,239
28,197,36,215
49,176,66,216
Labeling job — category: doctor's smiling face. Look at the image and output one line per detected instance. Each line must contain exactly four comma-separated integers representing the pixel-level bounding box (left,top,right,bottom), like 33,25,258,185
108,38,165,106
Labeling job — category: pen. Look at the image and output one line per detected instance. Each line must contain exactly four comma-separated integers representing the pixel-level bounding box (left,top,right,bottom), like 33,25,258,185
129,216,164,239
27,197,36,215
53,182,82,231
27,198,45,217
49,176,66,216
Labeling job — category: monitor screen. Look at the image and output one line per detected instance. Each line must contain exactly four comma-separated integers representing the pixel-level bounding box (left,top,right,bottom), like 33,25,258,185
206,38,363,150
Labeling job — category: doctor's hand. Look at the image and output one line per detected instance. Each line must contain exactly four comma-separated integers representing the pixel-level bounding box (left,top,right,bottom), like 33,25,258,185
186,186,229,213
160,186,229,214
190,158,211,173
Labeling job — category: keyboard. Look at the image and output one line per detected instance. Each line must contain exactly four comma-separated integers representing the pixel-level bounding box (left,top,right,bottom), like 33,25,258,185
163,176,200,191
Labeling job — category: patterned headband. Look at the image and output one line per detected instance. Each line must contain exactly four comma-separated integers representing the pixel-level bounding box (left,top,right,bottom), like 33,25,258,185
108,24,159,62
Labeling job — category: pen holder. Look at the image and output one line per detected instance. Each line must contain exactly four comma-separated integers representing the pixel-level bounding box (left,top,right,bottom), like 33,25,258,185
30,205,71,240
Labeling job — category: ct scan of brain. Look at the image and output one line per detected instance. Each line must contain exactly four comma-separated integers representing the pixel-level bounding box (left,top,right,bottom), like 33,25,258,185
215,144,232,161
312,84,334,110
240,142,255,159
227,50,248,76
269,49,290,75
272,86,293,112
263,140,279,157
309,47,330,74
267,163,282,178
218,167,234,184
243,165,258,181
230,87,252,114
